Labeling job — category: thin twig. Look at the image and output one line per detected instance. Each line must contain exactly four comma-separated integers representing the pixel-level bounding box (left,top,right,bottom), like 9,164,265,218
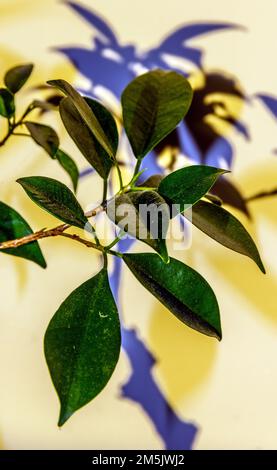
0,222,122,258
133,158,142,180
85,203,105,218
131,186,156,192
0,224,70,250
0,147,141,256
0,193,108,253
0,104,34,147
60,233,102,250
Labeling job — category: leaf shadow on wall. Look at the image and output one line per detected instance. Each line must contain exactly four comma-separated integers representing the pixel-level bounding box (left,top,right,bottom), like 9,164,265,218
207,163,277,326
148,304,218,405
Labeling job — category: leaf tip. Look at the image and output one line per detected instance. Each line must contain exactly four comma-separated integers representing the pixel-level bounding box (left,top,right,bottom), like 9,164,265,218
16,177,28,192
258,258,266,274
39,258,47,269
58,406,73,427
208,323,222,341
208,325,222,341
215,168,231,178
27,63,34,72
216,330,222,342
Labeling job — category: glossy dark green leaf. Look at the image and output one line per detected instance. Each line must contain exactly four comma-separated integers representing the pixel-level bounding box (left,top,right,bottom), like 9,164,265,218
56,149,79,193
0,201,46,268
17,176,88,229
183,199,265,273
123,253,221,340
158,165,227,215
0,88,15,117
25,121,59,158
107,190,169,262
121,69,193,159
59,96,117,178
47,79,114,158
44,268,121,426
4,63,33,94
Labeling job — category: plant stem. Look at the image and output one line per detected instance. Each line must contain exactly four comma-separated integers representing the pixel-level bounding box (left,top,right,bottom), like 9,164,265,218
85,203,105,218
124,157,143,190
133,158,142,178
0,224,121,259
18,103,35,122
0,224,70,249
0,126,13,147
0,104,34,147
130,186,156,192
103,252,108,269
129,168,147,187
115,161,124,190
59,233,120,258
105,230,125,250
60,232,101,250
107,249,123,258
0,163,160,254
90,224,100,246
102,178,108,205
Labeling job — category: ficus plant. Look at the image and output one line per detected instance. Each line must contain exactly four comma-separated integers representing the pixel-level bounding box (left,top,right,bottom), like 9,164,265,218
0,65,265,426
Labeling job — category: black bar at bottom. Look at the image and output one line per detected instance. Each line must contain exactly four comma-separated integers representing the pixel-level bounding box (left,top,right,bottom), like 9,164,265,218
0,450,274,466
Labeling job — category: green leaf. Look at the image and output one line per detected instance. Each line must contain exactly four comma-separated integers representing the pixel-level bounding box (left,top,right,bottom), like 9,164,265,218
47,79,114,159
25,121,59,158
56,149,79,193
59,96,117,178
17,176,88,229
0,201,46,268
121,69,193,159
123,253,221,340
107,190,169,262
44,268,121,426
0,88,15,118
4,63,33,94
158,165,227,215
183,199,265,273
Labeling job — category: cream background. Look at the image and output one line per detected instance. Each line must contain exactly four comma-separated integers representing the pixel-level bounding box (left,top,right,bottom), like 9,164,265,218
0,0,276,449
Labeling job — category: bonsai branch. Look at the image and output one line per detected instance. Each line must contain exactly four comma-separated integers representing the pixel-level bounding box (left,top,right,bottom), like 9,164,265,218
0,224,70,249
0,200,124,257
0,103,35,147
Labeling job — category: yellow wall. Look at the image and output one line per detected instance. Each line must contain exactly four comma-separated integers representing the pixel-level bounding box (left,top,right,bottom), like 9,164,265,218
0,0,276,449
